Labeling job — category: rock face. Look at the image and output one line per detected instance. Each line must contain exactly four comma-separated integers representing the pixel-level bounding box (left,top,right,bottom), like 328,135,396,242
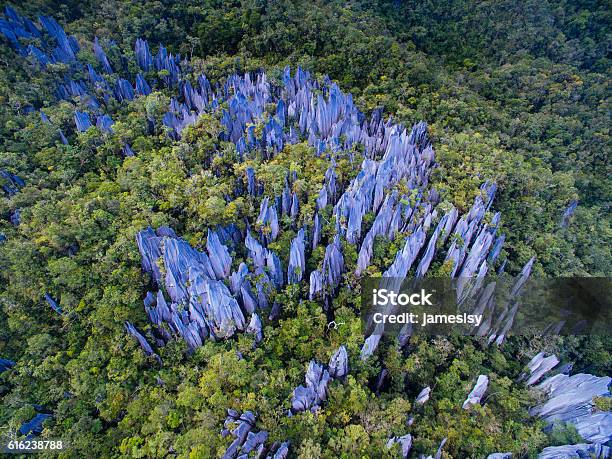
537,443,610,459
291,361,331,413
572,411,612,444
287,228,306,284
74,111,92,132
206,229,232,279
462,375,489,409
520,352,612,457
530,373,612,444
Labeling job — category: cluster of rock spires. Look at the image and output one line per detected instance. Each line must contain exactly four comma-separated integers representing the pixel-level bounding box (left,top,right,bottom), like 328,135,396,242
0,5,180,152
3,4,436,165
220,410,289,459
135,226,269,352
474,352,612,458
359,187,530,360
290,346,348,413
1,9,528,348
124,57,486,359
393,351,611,459
525,352,612,453
0,7,77,65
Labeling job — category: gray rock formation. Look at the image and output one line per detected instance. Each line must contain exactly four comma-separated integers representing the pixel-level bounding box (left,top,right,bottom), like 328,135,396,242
220,410,289,459
328,345,348,379
415,386,431,405
525,352,560,386
537,443,610,459
462,375,489,409
386,434,412,458
291,361,331,412
246,313,263,343
530,373,612,444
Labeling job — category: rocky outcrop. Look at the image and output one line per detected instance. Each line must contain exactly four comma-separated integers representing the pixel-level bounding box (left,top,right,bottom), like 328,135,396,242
220,410,289,459
0,169,24,196
386,434,412,458
463,375,489,409
530,373,612,444
291,346,349,413
291,360,331,413
524,352,560,386
538,443,610,459
420,437,447,459
125,321,160,364
44,293,63,315
415,386,431,405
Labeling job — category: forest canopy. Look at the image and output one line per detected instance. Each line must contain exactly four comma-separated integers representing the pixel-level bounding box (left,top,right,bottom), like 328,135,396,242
0,1,610,458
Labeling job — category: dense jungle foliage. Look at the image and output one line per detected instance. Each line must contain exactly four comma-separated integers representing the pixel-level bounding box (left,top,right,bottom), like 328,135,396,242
0,1,610,457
